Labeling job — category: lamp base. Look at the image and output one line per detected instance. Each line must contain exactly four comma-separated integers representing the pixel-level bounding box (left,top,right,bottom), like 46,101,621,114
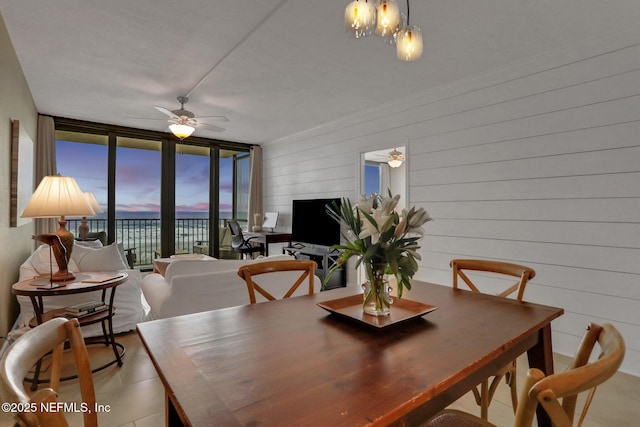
33,218,76,282
51,271,76,282
78,217,89,240
29,277,69,289
55,218,75,280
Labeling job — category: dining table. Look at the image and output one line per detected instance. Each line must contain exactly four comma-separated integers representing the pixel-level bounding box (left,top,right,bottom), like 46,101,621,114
137,280,563,427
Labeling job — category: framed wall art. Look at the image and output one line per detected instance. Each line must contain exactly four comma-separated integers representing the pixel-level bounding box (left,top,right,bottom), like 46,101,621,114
10,119,34,227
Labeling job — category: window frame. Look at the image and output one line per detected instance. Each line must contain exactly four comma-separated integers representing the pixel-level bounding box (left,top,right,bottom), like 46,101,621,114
53,116,253,262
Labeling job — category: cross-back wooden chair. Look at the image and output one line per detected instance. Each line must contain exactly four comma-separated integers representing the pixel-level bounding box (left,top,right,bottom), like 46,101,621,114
450,258,536,420
0,317,97,427
237,259,317,304
425,322,625,427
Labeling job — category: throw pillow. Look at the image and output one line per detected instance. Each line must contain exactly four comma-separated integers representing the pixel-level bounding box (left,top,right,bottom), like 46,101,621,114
75,239,103,248
30,244,80,275
72,242,129,271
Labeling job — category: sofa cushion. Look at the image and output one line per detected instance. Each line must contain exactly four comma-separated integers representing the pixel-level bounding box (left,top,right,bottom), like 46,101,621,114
141,254,318,319
75,239,103,248
164,254,293,284
72,242,129,271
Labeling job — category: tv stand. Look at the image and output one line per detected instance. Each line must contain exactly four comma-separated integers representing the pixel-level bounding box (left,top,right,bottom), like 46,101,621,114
283,246,346,290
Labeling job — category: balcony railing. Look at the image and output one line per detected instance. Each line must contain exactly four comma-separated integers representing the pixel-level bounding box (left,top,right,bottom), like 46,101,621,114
66,218,245,268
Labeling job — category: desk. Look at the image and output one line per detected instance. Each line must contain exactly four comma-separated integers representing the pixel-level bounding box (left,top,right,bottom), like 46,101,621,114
137,281,563,427
244,231,292,256
13,272,128,389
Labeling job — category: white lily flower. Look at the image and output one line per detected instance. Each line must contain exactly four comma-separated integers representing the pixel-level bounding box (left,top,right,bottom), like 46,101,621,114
325,191,432,299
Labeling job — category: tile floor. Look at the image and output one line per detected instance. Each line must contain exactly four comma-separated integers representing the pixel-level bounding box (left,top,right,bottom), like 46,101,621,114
1,330,639,426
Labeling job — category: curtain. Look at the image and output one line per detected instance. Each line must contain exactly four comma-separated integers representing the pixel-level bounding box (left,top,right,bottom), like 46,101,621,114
34,115,57,235
247,145,263,230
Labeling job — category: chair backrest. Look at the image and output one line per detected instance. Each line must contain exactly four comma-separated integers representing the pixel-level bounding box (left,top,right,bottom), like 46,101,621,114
514,323,625,427
237,259,317,304
0,318,97,427
450,259,536,301
227,219,246,249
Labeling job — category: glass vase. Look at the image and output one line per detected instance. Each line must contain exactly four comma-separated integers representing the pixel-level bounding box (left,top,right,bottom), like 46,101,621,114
362,263,393,316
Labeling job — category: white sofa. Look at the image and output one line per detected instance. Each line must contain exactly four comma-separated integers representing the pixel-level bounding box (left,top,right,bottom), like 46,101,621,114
16,241,146,337
141,254,321,319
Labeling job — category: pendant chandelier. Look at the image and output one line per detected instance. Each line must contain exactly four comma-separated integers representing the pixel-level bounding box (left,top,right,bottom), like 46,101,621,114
344,0,423,61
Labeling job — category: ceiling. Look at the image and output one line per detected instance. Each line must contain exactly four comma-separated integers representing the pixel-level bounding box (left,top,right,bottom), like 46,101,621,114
2,1,640,145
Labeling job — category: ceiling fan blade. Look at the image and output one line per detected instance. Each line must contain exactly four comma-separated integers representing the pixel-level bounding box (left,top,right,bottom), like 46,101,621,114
125,116,164,121
200,123,226,132
193,115,229,122
154,106,179,118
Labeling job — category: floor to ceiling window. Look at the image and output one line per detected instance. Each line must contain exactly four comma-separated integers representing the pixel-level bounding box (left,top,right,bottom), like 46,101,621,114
54,118,252,267
175,143,210,256
116,136,162,265
55,130,108,235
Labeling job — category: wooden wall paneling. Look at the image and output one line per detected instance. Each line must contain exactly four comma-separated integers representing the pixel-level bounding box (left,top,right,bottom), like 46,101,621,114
412,123,640,173
425,199,639,223
262,28,640,375
425,236,639,274
429,219,640,249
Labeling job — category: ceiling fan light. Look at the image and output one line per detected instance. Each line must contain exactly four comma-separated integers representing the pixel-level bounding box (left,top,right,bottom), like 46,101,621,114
169,123,195,140
396,25,423,61
375,0,400,38
345,0,375,38
388,149,405,168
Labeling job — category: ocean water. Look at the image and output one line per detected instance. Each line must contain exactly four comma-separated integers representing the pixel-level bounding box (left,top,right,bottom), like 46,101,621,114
93,211,237,220
72,211,246,265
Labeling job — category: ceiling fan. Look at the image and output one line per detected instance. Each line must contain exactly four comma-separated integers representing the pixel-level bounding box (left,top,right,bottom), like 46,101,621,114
154,96,228,138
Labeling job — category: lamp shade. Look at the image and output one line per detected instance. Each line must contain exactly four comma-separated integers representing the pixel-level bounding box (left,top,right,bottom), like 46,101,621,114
21,175,95,218
84,192,103,214
169,123,195,139
396,25,423,61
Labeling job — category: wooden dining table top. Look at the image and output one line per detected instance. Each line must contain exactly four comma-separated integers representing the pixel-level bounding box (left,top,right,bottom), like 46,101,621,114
137,281,564,427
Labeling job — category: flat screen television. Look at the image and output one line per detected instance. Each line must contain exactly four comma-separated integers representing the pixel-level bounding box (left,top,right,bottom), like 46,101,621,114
291,198,341,247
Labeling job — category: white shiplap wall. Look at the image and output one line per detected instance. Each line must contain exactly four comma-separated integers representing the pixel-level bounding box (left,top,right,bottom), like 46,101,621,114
262,26,640,375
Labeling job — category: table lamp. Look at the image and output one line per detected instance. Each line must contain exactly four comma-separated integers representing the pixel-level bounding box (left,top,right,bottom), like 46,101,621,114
78,192,103,240
21,175,95,281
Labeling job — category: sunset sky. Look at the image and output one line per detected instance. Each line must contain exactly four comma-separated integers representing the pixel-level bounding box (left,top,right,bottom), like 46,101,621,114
56,140,235,215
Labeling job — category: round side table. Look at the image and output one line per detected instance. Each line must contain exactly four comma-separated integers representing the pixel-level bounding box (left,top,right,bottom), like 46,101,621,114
13,271,128,390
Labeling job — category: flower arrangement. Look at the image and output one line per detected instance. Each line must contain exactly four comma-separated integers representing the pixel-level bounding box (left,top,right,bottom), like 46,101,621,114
326,191,431,314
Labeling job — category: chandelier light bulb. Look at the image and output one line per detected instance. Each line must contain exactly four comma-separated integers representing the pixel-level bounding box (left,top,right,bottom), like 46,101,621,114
396,25,423,61
345,0,375,38
375,0,400,38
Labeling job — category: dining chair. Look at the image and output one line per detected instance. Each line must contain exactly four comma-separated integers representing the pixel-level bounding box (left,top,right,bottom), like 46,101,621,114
227,219,263,259
450,258,536,420
425,322,625,427
237,259,317,304
0,317,97,427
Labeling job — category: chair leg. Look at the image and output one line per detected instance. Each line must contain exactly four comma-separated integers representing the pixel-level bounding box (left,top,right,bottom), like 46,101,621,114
480,379,489,420
507,362,519,414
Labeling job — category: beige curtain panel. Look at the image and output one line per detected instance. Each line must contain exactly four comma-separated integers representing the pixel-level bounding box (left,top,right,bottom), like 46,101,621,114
34,115,58,236
247,145,263,230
